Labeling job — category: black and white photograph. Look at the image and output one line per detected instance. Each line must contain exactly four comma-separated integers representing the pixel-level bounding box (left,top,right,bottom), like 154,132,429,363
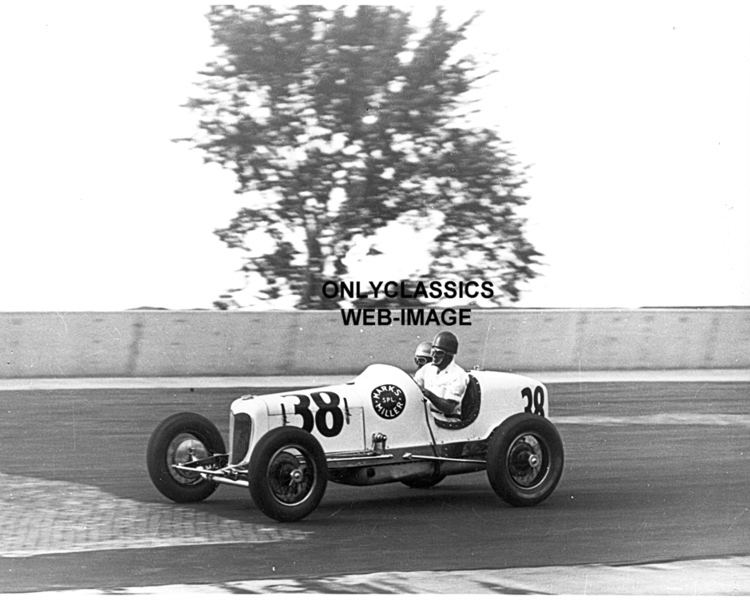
0,1,748,595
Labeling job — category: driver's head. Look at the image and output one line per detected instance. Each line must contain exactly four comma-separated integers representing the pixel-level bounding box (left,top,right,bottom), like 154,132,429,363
414,341,432,369
431,330,458,369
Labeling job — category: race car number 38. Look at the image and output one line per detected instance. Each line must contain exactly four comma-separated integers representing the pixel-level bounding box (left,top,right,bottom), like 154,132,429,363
282,391,345,437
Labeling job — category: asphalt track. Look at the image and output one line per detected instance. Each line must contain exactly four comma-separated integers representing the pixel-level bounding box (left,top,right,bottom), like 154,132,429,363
0,376,748,594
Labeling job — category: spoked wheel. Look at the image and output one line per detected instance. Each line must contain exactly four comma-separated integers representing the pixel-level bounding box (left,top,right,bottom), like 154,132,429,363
507,434,547,488
266,449,316,505
146,412,226,503
486,414,564,506
249,427,327,522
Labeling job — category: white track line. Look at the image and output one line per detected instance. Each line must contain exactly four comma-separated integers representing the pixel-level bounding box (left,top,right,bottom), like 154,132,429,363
9,555,750,596
555,413,750,427
0,369,748,390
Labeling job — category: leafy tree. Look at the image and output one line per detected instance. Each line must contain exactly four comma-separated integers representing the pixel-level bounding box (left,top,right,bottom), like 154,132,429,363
182,5,540,308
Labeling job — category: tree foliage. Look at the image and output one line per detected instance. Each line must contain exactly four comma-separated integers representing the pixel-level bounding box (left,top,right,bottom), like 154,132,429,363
183,5,541,308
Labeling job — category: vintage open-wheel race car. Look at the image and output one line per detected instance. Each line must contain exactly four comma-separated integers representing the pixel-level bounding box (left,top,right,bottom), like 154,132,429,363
147,364,564,522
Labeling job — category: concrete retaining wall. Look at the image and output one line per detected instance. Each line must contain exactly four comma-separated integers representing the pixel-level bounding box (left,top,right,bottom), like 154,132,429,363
1,309,748,378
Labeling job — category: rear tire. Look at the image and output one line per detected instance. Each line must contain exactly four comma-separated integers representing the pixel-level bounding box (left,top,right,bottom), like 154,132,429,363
249,427,328,522
146,412,226,503
486,414,564,506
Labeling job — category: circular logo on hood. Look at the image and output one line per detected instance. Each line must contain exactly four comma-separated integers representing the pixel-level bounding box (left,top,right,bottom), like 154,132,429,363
371,384,406,419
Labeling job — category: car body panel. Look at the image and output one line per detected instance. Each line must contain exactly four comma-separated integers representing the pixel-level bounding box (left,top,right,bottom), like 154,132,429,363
148,362,564,521
228,364,550,466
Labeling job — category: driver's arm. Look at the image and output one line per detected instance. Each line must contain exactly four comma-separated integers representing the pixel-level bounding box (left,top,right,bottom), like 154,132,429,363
421,388,459,416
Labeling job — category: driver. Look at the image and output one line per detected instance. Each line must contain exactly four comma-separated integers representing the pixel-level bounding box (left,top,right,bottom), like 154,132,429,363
413,341,433,371
414,331,468,421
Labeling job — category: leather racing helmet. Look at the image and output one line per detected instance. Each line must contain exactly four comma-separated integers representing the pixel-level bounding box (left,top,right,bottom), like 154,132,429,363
432,330,458,355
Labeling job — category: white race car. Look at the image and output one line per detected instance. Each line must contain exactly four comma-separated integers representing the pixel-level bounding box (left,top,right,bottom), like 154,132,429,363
147,364,564,522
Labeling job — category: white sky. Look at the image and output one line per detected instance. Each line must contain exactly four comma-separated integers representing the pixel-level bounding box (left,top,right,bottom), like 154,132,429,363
0,1,748,310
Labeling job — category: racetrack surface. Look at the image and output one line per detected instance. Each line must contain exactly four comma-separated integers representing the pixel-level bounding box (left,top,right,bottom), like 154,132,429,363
0,380,748,594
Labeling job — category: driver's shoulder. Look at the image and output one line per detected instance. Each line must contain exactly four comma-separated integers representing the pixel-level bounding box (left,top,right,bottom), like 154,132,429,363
448,361,469,378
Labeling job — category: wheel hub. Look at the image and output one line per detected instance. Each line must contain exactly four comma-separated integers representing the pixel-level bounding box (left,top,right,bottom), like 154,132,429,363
168,435,209,485
507,434,547,489
267,448,315,506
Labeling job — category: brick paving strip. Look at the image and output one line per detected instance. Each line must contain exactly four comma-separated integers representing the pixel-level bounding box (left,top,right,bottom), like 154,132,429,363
0,473,308,558
2,472,748,594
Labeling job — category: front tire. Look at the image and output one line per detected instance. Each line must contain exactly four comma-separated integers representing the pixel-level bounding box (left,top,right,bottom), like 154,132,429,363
146,412,226,503
486,413,564,506
248,427,328,522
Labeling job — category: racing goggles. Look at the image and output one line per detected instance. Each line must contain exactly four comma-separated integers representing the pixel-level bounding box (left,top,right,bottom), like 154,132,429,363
414,355,431,367
430,348,448,363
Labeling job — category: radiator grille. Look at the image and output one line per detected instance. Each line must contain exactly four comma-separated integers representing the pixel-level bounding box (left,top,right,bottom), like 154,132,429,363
230,413,252,463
